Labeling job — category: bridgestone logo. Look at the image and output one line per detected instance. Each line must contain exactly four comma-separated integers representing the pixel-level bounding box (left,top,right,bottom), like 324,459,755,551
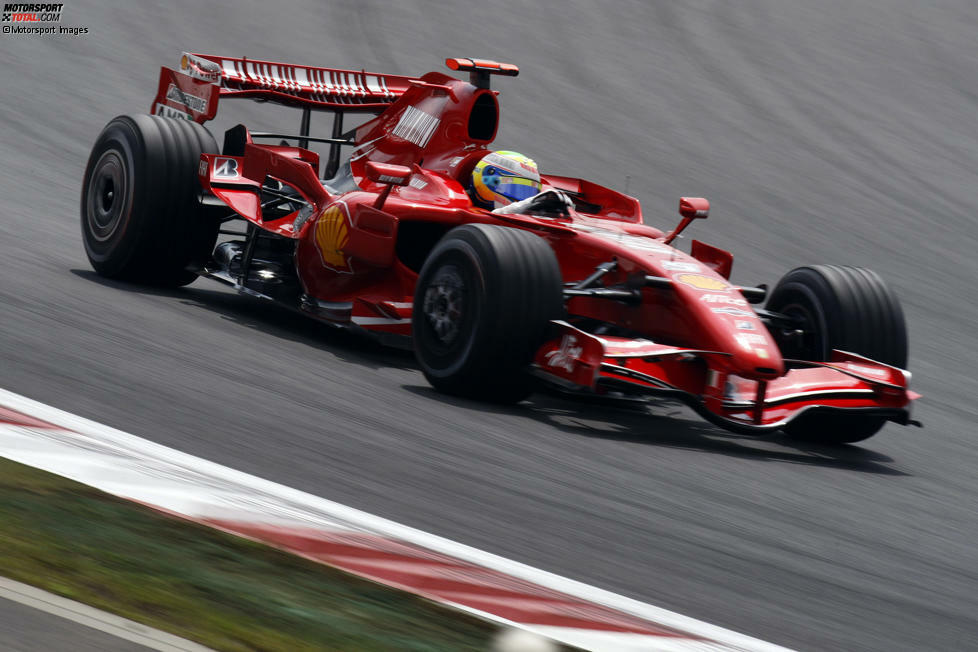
165,83,207,113
213,157,239,178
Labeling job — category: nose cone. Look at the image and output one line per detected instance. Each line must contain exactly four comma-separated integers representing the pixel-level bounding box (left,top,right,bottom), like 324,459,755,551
728,332,785,379
680,283,785,379
643,259,786,379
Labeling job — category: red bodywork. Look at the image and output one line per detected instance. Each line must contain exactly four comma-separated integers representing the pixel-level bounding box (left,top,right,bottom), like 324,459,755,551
152,53,917,433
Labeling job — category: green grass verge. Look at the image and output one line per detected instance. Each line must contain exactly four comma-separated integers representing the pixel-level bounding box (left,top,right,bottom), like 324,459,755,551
0,457,501,651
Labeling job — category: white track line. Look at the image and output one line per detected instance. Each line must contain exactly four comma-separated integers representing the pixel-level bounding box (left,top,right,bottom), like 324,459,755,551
0,388,791,651
0,576,212,651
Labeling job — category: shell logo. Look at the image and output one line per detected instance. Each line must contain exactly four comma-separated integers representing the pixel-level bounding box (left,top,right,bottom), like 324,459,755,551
675,273,729,291
315,205,351,271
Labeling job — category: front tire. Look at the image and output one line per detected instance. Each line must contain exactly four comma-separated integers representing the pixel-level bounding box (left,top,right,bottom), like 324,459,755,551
81,114,221,286
413,224,564,403
766,265,908,443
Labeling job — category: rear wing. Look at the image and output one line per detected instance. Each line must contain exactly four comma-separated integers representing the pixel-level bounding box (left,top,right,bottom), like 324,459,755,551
150,53,518,178
151,52,419,124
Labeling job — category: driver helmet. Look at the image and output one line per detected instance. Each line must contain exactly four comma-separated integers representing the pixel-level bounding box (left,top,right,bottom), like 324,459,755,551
470,151,541,209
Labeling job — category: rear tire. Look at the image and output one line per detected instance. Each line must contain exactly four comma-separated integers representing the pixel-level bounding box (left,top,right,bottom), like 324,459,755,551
81,114,221,286
766,265,907,443
413,224,564,403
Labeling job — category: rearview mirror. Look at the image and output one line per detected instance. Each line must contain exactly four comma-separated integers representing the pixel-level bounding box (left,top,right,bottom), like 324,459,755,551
365,161,413,186
664,197,710,245
678,196,709,219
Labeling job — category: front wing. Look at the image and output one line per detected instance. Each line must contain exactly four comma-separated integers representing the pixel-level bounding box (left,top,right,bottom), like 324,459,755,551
532,322,919,433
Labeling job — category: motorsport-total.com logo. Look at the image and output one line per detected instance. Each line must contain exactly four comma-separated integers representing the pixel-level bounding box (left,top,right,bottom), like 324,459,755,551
2,2,88,35
2,3,63,21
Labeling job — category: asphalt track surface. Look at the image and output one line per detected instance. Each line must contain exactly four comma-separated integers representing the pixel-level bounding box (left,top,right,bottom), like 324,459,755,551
0,597,150,652
1,1,977,650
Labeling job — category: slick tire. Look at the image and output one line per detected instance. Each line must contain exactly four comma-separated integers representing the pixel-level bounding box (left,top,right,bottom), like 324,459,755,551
81,114,221,286
413,224,564,404
766,265,908,444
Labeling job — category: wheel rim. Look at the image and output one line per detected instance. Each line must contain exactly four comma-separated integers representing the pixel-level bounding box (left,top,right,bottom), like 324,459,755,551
86,149,129,242
778,300,827,360
422,264,466,346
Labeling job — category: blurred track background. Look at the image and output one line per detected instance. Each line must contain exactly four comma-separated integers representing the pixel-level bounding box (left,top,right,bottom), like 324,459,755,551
2,1,977,649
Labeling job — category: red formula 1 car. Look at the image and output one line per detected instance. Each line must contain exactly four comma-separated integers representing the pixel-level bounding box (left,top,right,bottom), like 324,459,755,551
81,54,919,444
